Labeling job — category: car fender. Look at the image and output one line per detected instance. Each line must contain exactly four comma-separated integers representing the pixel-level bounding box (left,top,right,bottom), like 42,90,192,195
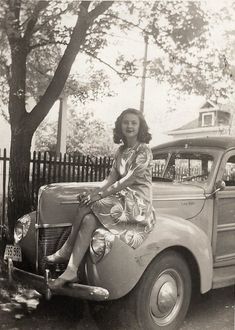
86,213,213,299
18,211,37,264
140,214,213,293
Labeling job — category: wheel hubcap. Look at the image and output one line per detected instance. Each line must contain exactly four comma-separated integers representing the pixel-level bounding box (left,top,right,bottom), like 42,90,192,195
149,269,184,326
158,281,177,314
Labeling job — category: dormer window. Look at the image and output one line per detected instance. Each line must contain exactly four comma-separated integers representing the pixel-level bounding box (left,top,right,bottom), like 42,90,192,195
202,112,215,127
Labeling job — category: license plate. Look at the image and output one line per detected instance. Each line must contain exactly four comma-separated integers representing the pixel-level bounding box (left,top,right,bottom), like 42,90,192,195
4,244,22,262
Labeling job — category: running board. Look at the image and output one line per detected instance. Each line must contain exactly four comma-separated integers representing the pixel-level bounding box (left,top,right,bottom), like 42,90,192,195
212,265,235,289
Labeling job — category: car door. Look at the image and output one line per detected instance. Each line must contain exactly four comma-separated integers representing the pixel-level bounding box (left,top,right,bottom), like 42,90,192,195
214,150,235,266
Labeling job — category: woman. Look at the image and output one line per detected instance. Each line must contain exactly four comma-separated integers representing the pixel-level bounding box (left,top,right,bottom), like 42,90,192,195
46,108,155,289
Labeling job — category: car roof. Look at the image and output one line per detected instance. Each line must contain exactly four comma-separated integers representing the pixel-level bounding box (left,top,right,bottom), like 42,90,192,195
152,136,235,152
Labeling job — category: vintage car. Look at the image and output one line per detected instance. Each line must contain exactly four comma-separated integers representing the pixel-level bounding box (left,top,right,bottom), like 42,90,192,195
4,136,235,330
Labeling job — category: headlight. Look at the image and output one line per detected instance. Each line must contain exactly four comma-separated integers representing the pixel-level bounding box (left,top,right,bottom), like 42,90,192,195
14,214,31,244
90,228,115,263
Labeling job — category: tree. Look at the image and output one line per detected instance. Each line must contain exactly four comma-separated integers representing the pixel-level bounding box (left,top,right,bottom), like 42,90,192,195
1,0,114,236
35,108,115,157
1,0,234,237
146,1,234,101
112,1,234,102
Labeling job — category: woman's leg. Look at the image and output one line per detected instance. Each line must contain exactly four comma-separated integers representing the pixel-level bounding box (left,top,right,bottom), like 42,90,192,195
45,205,91,263
48,213,100,289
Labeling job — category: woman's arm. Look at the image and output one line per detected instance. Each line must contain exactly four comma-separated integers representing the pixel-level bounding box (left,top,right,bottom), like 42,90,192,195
81,145,152,205
89,148,120,197
97,169,119,190
79,148,120,205
100,144,152,198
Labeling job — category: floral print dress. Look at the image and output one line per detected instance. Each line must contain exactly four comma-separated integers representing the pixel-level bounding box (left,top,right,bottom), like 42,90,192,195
91,143,155,249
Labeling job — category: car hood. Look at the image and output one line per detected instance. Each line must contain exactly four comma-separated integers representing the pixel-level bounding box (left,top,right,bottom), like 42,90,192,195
38,181,206,225
38,182,100,225
152,181,206,220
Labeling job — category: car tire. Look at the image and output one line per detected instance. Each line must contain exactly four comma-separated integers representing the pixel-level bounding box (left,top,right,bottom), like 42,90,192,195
90,250,192,330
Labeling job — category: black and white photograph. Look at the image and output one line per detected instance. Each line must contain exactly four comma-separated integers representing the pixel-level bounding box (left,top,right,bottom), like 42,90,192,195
0,1,234,329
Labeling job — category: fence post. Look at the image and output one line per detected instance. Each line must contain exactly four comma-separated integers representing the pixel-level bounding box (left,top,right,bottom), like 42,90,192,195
76,155,81,182
68,154,72,182
48,152,52,184
81,156,85,181
42,151,47,185
31,151,36,208
85,156,90,182
1,148,7,237
72,153,76,182
94,157,98,182
62,153,66,182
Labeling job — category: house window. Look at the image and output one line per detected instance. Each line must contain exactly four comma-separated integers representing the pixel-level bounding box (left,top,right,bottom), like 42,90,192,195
202,112,215,127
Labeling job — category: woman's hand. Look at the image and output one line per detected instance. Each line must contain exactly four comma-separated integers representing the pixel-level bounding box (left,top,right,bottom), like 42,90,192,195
77,192,87,203
77,191,101,206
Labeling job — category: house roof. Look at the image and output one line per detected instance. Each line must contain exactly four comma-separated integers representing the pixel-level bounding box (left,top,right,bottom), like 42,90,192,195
200,100,217,109
168,99,231,135
170,118,199,132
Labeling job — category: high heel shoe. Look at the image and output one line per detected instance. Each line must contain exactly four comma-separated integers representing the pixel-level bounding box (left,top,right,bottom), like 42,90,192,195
45,240,72,265
48,267,78,289
44,252,69,264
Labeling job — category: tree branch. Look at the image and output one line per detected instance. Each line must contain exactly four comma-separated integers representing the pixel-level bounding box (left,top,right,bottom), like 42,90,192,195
84,49,145,79
84,49,123,77
80,1,91,11
88,1,114,22
30,5,69,34
7,0,21,22
5,0,21,42
27,2,112,130
104,12,147,33
23,1,49,46
30,62,52,78
30,39,68,50
104,11,207,73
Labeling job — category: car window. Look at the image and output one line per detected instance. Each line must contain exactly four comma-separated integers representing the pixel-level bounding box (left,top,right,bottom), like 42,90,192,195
152,153,168,178
222,155,235,186
153,151,214,183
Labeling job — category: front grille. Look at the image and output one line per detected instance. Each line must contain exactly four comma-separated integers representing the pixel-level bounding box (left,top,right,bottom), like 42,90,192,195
38,226,71,274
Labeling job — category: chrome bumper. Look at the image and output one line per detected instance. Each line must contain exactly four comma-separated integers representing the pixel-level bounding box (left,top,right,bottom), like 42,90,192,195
7,258,109,301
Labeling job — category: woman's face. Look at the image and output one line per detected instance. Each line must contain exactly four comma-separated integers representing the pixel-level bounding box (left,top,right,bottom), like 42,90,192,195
121,113,140,140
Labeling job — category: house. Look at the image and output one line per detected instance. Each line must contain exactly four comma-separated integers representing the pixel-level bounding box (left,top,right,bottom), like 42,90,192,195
167,100,234,139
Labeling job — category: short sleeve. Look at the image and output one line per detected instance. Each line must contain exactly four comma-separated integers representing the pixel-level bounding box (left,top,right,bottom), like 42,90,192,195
107,147,120,180
129,144,153,177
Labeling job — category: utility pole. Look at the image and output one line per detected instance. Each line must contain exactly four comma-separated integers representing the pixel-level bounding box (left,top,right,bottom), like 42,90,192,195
56,96,67,156
140,34,149,113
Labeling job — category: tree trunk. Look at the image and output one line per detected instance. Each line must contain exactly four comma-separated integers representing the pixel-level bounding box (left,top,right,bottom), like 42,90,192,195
5,1,114,240
7,128,33,240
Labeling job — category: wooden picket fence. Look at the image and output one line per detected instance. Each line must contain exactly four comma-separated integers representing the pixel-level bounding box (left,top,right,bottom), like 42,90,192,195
0,148,165,234
30,151,113,206
0,149,113,232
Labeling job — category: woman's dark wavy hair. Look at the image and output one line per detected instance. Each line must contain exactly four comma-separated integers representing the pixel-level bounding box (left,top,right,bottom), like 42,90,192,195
113,108,152,145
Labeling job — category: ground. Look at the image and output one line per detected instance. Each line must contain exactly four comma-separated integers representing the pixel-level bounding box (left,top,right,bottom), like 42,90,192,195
0,241,234,330
0,264,234,330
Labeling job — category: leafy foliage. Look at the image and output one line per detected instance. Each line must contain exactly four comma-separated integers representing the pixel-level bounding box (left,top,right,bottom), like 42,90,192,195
35,108,115,157
0,1,115,107
1,1,234,109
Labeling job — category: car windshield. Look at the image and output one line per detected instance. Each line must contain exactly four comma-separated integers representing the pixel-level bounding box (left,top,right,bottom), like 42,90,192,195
152,150,214,184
